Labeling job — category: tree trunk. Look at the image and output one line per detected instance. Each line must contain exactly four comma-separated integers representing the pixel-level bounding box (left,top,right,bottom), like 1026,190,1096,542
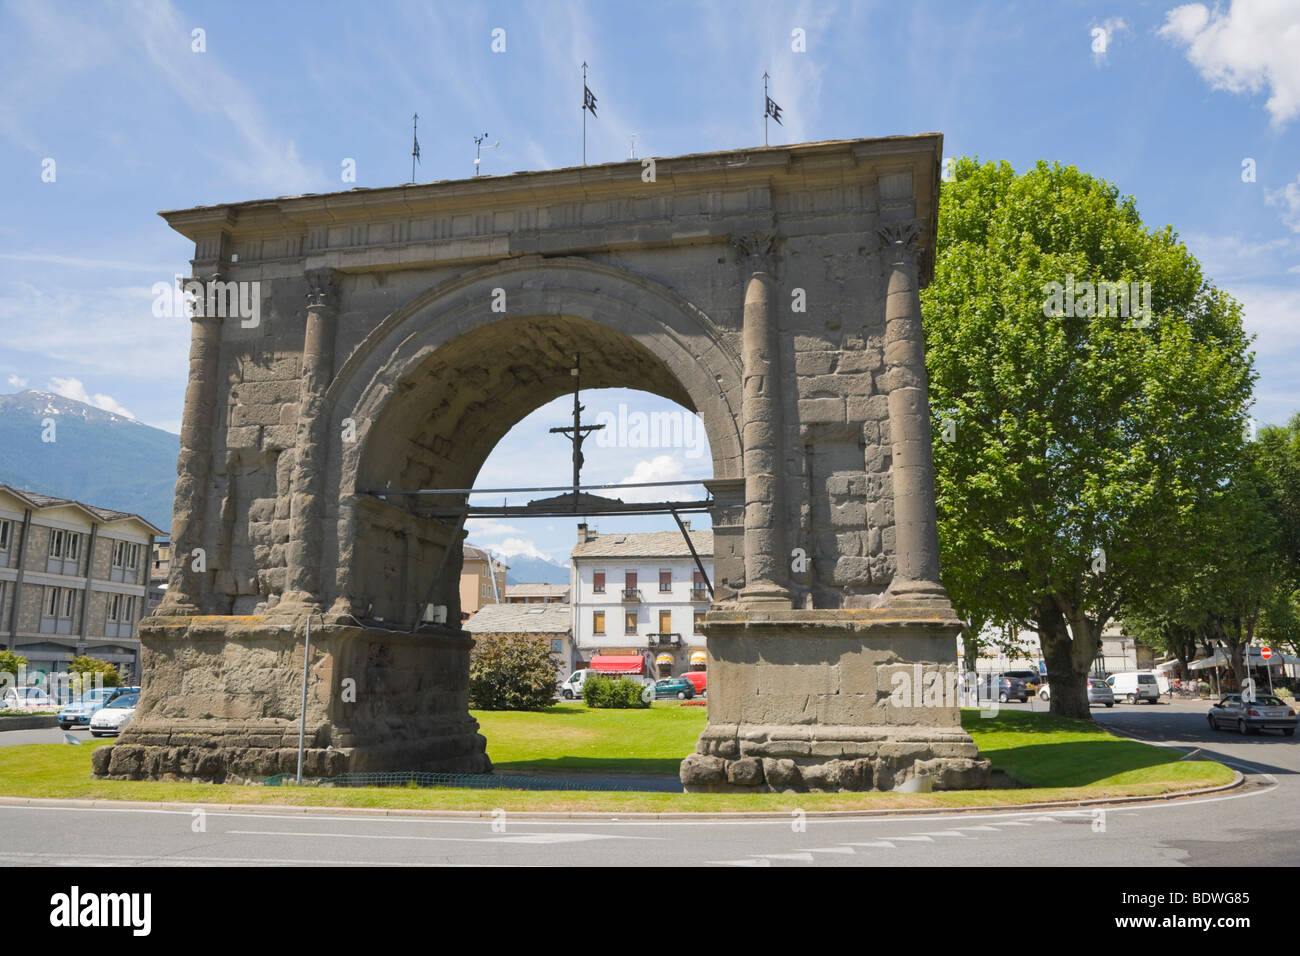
1037,598,1093,720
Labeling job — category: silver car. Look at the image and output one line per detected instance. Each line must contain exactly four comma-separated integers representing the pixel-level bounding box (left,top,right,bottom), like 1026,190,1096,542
1207,694,1297,736
1037,678,1115,707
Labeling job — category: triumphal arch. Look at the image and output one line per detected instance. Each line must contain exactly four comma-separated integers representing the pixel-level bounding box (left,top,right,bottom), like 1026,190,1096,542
95,134,990,792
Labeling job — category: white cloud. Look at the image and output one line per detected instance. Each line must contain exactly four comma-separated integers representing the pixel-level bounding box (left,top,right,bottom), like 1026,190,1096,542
1182,231,1298,280
1091,17,1130,66
7,374,27,388
464,520,523,538
1266,173,1300,232
1159,1,1300,127
615,455,705,503
46,377,136,419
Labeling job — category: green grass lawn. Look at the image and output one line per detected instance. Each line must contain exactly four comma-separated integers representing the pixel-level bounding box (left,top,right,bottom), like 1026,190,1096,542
0,704,1233,813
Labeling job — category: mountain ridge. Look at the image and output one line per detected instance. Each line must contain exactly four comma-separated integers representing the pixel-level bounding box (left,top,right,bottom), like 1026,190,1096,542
0,390,178,531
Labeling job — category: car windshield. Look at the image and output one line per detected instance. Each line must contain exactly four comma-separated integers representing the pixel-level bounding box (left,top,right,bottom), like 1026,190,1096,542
1251,696,1284,707
108,694,138,708
1138,675,1156,683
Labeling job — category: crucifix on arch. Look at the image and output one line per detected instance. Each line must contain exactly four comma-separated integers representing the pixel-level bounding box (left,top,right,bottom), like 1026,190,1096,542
549,354,605,496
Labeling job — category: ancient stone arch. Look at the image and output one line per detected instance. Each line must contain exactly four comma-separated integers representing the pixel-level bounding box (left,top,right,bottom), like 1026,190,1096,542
95,134,989,791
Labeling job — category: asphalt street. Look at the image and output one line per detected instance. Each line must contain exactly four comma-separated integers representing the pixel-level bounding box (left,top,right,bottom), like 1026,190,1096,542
0,699,1294,866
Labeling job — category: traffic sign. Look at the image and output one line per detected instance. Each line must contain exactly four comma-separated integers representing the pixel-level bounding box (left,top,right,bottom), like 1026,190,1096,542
1261,646,1272,660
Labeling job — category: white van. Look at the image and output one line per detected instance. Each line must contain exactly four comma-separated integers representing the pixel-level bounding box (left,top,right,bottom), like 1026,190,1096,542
559,669,592,699
1107,671,1161,704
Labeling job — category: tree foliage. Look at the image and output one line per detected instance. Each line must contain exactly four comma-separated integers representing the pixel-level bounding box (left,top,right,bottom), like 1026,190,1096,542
467,634,559,711
924,158,1256,718
67,655,122,689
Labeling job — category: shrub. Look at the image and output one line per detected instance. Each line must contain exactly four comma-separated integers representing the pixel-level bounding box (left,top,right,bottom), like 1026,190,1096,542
1276,686,1294,699
67,655,122,690
583,675,650,709
0,650,27,678
468,634,559,711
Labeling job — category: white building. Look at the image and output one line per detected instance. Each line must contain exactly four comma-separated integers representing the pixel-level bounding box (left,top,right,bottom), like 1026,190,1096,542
570,523,712,679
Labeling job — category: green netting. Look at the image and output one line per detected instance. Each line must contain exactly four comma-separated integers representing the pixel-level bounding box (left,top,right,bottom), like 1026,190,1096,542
263,771,640,791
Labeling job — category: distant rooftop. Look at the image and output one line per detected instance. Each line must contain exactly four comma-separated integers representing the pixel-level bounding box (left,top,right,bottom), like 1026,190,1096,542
572,528,712,560
463,602,572,634
463,544,509,567
505,583,570,600
0,485,165,535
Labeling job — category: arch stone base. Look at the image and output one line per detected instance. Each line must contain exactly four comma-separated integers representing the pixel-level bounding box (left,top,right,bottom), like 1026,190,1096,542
679,609,990,792
93,615,490,783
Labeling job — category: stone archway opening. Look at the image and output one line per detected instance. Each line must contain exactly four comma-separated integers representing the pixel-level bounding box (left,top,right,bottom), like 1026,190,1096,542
348,312,722,630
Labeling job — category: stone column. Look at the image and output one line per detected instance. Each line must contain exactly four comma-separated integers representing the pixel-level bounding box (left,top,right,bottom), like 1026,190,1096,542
283,269,339,609
160,287,224,615
878,221,948,606
733,231,792,609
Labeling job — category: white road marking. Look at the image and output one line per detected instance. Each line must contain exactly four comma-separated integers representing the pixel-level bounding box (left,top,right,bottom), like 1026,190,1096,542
800,846,856,854
843,841,896,848
890,835,934,842
750,852,815,861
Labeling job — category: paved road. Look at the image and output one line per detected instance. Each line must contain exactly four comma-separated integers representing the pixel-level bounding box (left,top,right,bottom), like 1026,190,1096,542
0,698,1294,866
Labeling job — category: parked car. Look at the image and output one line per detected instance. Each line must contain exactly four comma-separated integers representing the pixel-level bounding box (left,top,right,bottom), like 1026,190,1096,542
978,675,1028,703
1036,679,1114,706
1107,671,1161,704
681,671,707,696
88,692,139,737
652,677,695,700
0,687,56,710
56,687,122,728
1207,694,1297,736
1003,669,1046,696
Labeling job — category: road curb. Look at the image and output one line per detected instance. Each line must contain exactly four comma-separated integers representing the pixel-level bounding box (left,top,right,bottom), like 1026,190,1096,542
0,716,60,731
0,772,1245,822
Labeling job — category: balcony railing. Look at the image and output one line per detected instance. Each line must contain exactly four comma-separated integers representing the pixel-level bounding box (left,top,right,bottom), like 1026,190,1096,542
648,633,683,648
690,586,709,602
621,588,642,602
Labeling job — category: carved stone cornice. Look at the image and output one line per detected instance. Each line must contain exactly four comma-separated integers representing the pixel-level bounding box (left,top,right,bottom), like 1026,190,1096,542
732,230,777,273
876,219,924,266
305,268,339,310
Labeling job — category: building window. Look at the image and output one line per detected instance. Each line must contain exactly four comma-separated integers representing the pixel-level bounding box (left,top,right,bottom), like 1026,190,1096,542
550,639,563,654
659,610,672,633
625,570,637,589
0,519,11,552
40,586,77,634
592,611,605,635
592,571,605,593
49,529,80,560
659,569,672,592
106,593,136,638
112,540,142,571
694,611,705,634
624,611,637,635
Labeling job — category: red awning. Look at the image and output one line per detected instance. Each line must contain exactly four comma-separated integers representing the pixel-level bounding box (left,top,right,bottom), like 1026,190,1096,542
590,655,645,675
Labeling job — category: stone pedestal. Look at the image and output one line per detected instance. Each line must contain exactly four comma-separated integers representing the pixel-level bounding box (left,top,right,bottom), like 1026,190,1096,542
679,609,990,792
92,615,491,783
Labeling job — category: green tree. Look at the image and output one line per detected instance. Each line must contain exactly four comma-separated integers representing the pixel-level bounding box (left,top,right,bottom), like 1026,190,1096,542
67,655,122,691
924,158,1256,718
0,650,28,678
468,634,560,711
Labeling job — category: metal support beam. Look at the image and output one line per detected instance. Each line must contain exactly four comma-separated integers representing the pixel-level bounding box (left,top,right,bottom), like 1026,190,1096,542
671,507,713,599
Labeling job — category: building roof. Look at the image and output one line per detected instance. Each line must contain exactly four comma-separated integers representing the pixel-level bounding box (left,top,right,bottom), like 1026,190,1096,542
462,544,508,568
505,583,570,600
463,602,572,634
572,528,712,560
0,485,165,536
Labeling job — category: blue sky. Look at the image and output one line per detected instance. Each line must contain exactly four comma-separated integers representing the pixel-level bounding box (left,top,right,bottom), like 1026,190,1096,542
2,0,1298,566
